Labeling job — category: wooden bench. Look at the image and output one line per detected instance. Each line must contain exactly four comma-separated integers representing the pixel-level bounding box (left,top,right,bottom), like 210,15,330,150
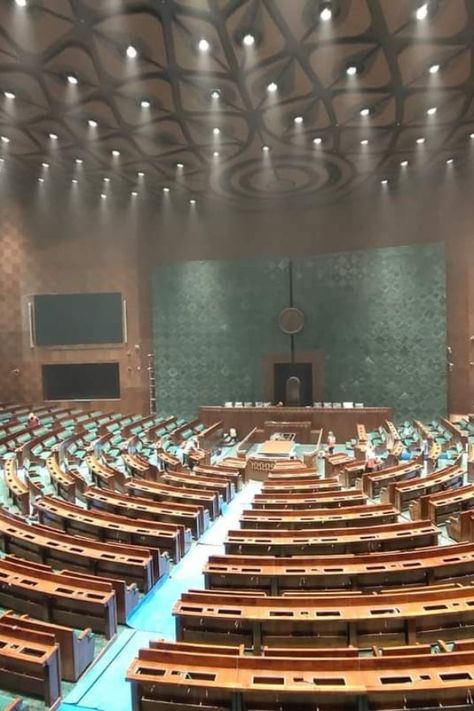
410,483,474,524
46,453,76,502
194,464,243,492
239,503,399,530
203,541,474,594
85,454,128,491
252,489,367,510
4,457,29,515
261,477,342,493
224,520,438,556
382,463,464,511
160,470,232,503
125,478,220,520
362,460,423,498
325,452,356,476
33,495,188,563
448,509,474,542
83,485,205,538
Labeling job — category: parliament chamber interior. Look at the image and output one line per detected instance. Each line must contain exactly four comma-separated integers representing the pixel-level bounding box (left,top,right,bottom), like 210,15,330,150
1,0,474,709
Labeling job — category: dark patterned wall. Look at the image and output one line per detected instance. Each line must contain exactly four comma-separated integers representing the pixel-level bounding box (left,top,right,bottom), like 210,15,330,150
153,243,447,421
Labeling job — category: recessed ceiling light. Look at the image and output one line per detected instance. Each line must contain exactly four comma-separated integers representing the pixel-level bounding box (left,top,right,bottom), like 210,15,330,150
4,91,15,99
381,179,389,185
112,149,120,157
427,106,437,115
67,74,78,85
15,0,27,6
429,63,440,74
262,145,270,151
346,65,357,76
75,158,83,165
416,3,429,20
140,99,151,109
294,116,304,125
267,82,278,93
446,158,454,164
400,160,409,167
0,136,10,144
212,127,220,135
131,191,138,197
126,45,138,59
88,119,98,128
320,3,332,21
103,177,110,183
470,133,474,139
176,162,184,168
242,34,255,47
41,161,49,168
163,187,170,193
137,171,145,177
38,177,44,183
72,178,78,184
313,137,322,145
189,198,197,205
100,193,107,199
212,151,220,157
360,139,369,145
211,89,220,99
49,132,58,140
416,137,426,144
360,107,370,117
198,38,210,52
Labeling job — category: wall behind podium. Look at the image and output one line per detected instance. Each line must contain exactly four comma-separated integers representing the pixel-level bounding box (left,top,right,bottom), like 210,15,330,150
152,243,446,420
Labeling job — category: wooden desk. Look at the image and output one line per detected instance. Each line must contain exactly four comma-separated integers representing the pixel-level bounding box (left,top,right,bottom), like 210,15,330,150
258,440,295,457
199,406,392,441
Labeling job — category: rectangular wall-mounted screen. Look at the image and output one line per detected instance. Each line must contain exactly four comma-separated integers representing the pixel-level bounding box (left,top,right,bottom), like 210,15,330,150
42,363,120,401
33,292,123,346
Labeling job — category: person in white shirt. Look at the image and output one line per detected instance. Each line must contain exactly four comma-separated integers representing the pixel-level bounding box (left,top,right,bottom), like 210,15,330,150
365,443,377,472
327,431,336,455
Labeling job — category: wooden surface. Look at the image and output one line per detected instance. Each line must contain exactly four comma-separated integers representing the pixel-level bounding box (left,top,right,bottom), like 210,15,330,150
199,405,392,440
258,440,295,456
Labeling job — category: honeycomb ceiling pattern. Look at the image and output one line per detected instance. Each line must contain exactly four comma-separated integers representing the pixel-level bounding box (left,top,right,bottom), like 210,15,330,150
1,0,474,208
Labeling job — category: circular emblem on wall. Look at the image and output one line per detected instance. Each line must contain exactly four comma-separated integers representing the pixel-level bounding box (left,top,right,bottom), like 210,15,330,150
279,307,305,335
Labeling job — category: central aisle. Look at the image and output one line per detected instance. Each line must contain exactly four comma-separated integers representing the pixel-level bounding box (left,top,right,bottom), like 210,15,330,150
61,478,262,711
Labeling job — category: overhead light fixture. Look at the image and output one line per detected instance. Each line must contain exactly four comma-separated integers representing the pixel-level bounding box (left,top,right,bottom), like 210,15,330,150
446,158,454,164
163,187,170,193
242,33,255,47
88,119,98,128
38,177,44,183
470,133,474,139
262,145,270,151
100,193,107,199
416,137,426,144
112,149,120,157
211,89,220,99
4,91,15,99
198,38,210,52
75,158,83,165
189,198,197,205
15,0,27,6
267,82,278,93
416,3,429,20
49,132,58,140
360,107,370,117
0,136,9,144
67,74,78,85
212,127,220,135
313,137,322,145
131,191,138,197
41,161,49,168
103,177,111,183
140,99,151,108
212,150,220,157
294,115,304,125
381,179,389,185
426,106,437,115
72,178,78,184
429,63,440,74
137,171,145,177
126,45,138,59
360,139,369,145
346,65,358,76
320,3,332,21
176,162,184,168
400,160,409,167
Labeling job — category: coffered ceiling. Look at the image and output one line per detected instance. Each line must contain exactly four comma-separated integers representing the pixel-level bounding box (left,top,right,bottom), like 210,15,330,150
0,0,473,208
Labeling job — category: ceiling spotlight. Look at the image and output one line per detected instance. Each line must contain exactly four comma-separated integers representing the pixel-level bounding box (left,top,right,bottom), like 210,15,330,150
198,38,210,52
126,45,138,59
103,177,111,183
346,65,358,76
212,151,220,157
176,162,184,168
49,132,58,140
242,33,255,47
67,74,78,85
211,89,220,99
360,139,369,145
4,91,15,99
446,158,454,164
360,107,370,117
381,179,389,185
137,171,145,177
189,198,197,205
416,3,429,20
294,116,304,125
100,193,107,199
470,133,474,139
212,127,220,135
75,158,83,165
38,177,44,183
426,106,437,115
416,137,426,144
400,160,409,167
140,99,151,109
15,0,28,5
262,145,270,151
0,136,10,144
72,178,78,184
320,3,332,21
163,187,170,193
41,161,49,168
112,149,120,157
131,191,138,197
429,63,440,74
88,119,98,128
313,137,322,145
267,82,278,93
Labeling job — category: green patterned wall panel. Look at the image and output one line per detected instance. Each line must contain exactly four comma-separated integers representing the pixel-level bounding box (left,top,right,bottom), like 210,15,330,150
153,243,447,421
152,259,290,418
292,242,447,421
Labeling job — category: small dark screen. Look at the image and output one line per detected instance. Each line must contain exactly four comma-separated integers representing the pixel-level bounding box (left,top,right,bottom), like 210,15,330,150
42,363,120,400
